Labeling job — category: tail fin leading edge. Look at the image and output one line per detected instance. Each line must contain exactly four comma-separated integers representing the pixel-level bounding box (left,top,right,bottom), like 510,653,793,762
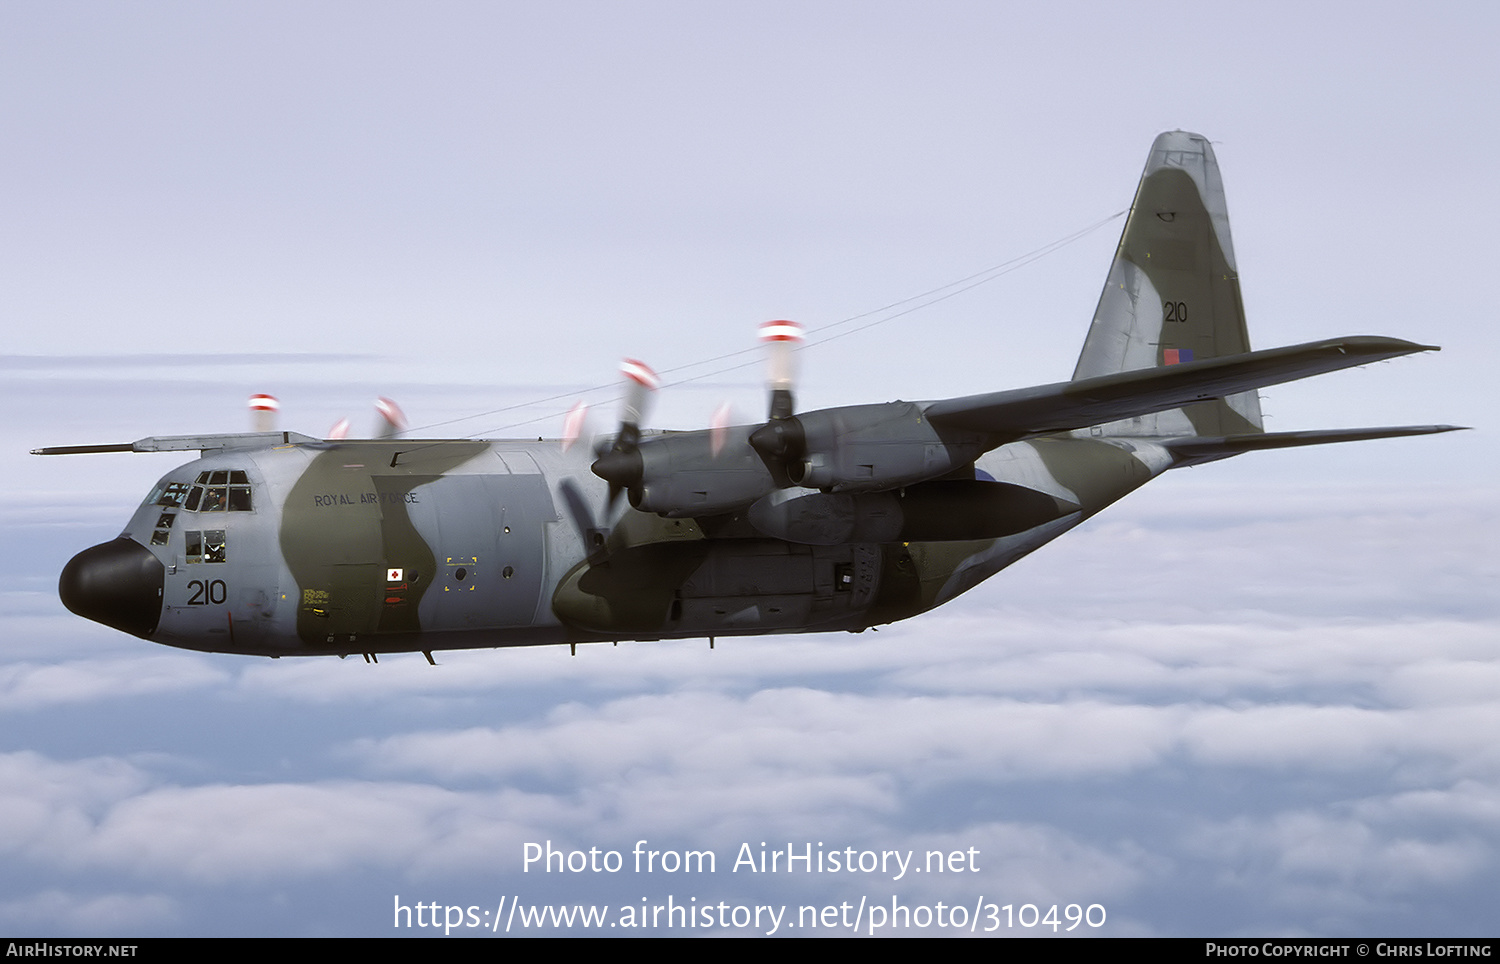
1074,131,1263,437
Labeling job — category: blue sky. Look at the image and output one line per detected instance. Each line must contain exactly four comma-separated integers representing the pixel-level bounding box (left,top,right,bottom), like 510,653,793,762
1,0,1495,937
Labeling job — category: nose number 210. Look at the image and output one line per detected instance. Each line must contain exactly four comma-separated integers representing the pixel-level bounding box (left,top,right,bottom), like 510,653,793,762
188,579,227,605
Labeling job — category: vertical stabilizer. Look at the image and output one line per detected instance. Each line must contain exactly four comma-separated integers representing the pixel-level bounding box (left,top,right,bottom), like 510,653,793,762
1073,131,1263,437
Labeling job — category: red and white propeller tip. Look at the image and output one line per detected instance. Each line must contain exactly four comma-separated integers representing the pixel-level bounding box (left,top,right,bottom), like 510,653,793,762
759,319,804,343
562,401,590,452
619,358,660,391
248,394,279,433
618,358,660,428
375,396,408,438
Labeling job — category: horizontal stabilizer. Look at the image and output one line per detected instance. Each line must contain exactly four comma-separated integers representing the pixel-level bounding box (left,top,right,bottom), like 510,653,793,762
925,336,1438,439
1161,425,1467,467
32,432,319,455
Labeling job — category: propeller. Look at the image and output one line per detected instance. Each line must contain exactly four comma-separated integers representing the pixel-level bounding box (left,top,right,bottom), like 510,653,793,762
748,320,807,484
324,399,406,441
563,323,807,541
374,397,407,438
558,477,611,564
558,359,659,562
590,358,660,509
759,319,802,420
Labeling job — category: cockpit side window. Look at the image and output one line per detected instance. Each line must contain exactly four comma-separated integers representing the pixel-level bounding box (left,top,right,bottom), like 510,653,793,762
183,529,227,564
203,530,226,564
153,482,190,508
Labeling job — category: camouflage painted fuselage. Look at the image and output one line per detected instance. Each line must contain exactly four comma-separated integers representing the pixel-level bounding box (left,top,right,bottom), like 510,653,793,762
99,431,1159,656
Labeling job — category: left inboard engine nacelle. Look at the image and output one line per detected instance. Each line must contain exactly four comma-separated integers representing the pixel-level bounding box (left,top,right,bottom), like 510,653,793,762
630,430,777,517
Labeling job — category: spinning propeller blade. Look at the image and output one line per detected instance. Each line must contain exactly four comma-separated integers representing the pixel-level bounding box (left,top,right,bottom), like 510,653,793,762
248,394,279,433
591,358,659,510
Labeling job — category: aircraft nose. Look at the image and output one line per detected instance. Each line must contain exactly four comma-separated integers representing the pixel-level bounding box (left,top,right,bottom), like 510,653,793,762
59,538,164,638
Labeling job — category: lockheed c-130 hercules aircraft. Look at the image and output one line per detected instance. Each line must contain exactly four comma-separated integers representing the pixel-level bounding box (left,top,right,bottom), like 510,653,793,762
37,131,1459,661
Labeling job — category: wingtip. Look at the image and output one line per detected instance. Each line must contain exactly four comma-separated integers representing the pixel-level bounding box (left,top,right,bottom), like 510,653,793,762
1392,424,1469,436
1331,336,1442,357
30,442,137,456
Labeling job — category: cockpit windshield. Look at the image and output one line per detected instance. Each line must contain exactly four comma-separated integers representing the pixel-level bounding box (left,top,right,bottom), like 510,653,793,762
147,470,253,513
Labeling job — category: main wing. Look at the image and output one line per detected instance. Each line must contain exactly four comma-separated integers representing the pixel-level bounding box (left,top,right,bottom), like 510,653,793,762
32,432,321,456
923,335,1452,442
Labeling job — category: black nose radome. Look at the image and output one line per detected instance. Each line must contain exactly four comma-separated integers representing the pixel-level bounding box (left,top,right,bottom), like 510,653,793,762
59,538,164,638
